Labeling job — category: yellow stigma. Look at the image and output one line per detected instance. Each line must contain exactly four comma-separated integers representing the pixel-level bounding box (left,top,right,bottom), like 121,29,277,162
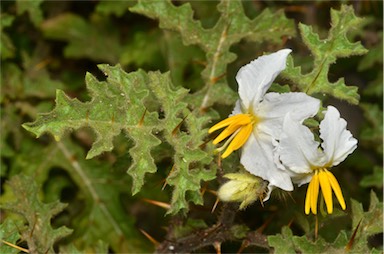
208,114,258,158
305,168,346,215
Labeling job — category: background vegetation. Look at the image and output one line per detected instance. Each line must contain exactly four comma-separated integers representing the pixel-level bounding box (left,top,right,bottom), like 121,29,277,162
1,0,382,253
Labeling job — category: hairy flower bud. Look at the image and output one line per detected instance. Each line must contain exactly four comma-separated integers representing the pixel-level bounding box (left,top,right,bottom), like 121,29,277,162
218,172,268,210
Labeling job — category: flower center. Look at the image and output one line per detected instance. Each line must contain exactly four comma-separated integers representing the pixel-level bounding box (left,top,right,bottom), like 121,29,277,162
305,168,346,215
208,114,260,158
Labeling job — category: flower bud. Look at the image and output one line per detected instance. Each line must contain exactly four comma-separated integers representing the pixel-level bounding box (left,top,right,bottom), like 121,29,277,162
218,172,268,209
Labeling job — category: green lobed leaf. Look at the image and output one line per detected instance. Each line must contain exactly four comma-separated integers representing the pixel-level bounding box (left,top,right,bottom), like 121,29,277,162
41,13,122,63
0,174,73,254
349,191,383,252
282,5,368,104
268,226,296,254
0,218,23,254
130,0,295,109
8,136,150,252
23,64,216,214
146,71,216,214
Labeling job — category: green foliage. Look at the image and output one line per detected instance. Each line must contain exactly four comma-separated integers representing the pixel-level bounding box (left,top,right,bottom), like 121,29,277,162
23,65,215,214
0,175,72,254
268,192,383,253
16,0,44,26
282,5,367,104
41,13,122,63
0,218,23,254
1,1,382,253
131,0,295,109
0,14,15,60
350,191,383,252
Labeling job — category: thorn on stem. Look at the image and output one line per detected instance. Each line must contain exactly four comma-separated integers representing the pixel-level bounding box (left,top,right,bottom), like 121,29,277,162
162,164,176,190
172,114,189,136
142,198,171,210
213,241,221,254
1,240,29,253
139,229,159,247
345,219,362,252
237,239,249,254
211,197,220,213
138,108,147,127
256,214,275,234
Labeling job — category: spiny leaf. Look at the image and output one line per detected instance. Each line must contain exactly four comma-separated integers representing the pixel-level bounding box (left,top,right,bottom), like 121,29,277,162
0,174,73,254
282,5,367,104
23,65,215,214
130,0,295,109
268,226,296,254
350,191,383,253
0,218,23,254
147,72,215,214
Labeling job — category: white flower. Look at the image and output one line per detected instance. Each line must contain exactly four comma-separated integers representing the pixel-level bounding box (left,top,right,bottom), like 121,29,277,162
209,49,320,199
278,106,358,214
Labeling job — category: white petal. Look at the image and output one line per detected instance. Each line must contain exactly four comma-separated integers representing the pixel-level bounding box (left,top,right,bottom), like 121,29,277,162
278,114,325,174
320,106,358,166
241,133,293,192
257,92,320,138
236,49,291,110
230,100,243,116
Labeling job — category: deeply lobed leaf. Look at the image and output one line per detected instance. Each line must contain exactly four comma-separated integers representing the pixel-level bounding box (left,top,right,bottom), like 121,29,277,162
282,5,368,104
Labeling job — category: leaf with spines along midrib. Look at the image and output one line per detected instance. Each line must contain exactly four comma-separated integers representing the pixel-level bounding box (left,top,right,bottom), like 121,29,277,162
23,65,215,214
130,0,295,109
23,65,161,194
0,174,72,254
282,5,367,104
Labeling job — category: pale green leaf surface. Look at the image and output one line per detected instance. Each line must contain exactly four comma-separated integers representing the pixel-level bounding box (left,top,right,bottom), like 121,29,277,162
0,218,23,254
350,191,383,252
0,174,73,254
131,0,295,109
282,5,367,104
268,226,296,254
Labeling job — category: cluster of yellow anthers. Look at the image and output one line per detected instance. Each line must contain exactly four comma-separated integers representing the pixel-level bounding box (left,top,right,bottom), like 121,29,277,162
209,114,257,159
210,49,357,215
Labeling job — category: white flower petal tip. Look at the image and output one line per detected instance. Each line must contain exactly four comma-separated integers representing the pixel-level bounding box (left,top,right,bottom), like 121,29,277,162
320,106,358,166
236,49,292,110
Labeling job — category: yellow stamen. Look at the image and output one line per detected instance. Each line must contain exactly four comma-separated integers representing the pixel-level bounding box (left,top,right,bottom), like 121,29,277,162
209,114,257,158
325,170,346,210
305,177,312,215
310,171,319,214
209,114,251,133
304,168,346,215
319,169,333,214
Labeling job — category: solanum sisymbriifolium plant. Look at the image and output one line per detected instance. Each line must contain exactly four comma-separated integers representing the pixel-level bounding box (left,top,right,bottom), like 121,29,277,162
1,1,382,253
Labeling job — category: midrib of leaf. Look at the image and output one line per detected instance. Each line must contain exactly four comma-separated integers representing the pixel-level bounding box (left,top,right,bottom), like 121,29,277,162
56,141,123,236
200,6,229,110
305,56,327,94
